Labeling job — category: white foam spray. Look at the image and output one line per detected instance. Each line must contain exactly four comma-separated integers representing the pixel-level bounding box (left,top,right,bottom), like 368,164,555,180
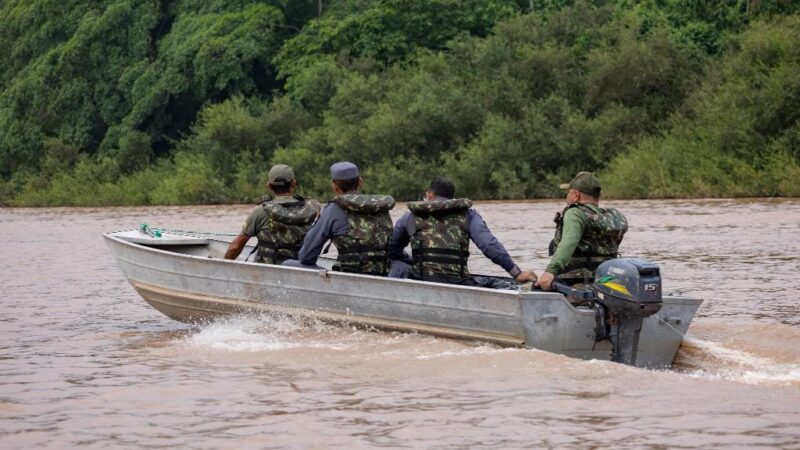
679,337,800,386
413,344,516,360
182,313,349,352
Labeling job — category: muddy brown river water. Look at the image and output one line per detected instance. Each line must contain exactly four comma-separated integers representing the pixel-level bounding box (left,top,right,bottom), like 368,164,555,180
1,199,799,448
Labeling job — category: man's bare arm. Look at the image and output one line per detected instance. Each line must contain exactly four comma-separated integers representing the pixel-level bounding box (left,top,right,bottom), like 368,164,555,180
224,233,251,260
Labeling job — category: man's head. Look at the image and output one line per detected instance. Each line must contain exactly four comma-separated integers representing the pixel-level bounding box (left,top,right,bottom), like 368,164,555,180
330,161,363,194
268,164,297,195
559,171,601,205
425,176,455,201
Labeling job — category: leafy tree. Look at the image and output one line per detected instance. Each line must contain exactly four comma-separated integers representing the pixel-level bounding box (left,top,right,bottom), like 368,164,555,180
274,0,521,84
2,0,799,205
603,15,800,198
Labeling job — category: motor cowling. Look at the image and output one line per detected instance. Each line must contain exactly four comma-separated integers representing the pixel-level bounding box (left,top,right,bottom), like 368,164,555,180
592,258,662,319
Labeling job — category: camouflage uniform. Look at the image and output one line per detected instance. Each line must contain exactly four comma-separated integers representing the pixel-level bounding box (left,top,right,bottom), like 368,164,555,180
242,195,319,264
329,194,395,275
548,203,628,283
255,195,320,264
389,198,523,284
406,198,472,281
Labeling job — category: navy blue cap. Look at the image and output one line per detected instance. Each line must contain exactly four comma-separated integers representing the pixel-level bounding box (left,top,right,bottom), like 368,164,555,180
330,161,359,180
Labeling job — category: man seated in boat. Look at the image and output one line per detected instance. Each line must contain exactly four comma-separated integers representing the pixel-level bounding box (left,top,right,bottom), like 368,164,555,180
536,172,628,290
388,176,538,286
224,164,320,264
283,161,396,276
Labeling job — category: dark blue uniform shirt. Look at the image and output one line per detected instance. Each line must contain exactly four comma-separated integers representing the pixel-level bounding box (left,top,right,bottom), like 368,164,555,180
297,202,349,265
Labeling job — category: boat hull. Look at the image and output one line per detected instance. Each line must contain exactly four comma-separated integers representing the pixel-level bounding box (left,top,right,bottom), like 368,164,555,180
104,231,702,368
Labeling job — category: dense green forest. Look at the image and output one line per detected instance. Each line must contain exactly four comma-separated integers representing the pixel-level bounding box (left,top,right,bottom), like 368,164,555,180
1,0,799,206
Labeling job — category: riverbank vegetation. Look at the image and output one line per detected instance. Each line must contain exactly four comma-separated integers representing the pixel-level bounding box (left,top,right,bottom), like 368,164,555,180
1,0,799,206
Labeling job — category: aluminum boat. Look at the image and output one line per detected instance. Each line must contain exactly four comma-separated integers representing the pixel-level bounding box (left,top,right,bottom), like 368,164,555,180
104,229,702,368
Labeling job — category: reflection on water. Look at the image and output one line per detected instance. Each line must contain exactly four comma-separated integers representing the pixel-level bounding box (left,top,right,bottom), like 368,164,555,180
1,199,799,448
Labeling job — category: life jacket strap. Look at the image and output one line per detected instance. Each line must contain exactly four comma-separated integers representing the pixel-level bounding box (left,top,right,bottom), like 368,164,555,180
415,255,469,265
262,242,302,251
414,247,468,257
337,244,388,255
336,254,390,263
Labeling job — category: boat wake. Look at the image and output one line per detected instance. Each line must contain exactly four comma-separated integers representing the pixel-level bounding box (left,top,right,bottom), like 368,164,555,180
412,344,516,360
177,313,519,361
675,337,800,387
176,313,800,387
182,314,351,352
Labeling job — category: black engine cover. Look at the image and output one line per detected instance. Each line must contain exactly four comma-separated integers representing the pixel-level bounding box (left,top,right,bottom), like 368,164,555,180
592,258,663,319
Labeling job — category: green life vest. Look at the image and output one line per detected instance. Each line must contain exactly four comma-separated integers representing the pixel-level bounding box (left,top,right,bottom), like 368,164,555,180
407,198,472,281
256,195,319,264
330,193,395,276
553,203,628,279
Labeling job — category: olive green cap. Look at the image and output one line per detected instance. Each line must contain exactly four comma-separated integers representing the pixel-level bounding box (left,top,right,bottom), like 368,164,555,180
559,171,601,197
268,164,294,186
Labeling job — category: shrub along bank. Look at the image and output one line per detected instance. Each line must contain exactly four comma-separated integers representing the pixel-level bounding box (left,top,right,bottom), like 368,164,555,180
1,0,798,206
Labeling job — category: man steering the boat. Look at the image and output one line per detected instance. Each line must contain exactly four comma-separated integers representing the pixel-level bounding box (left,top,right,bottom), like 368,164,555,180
282,161,396,276
224,164,320,264
388,176,537,286
536,172,628,290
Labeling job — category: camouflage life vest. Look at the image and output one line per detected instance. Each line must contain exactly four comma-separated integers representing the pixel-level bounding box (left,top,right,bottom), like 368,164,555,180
553,203,628,280
407,198,472,281
330,193,395,276
256,195,319,264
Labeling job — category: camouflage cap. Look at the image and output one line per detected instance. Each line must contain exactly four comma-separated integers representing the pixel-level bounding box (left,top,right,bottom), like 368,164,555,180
268,164,294,186
330,161,359,180
559,171,601,197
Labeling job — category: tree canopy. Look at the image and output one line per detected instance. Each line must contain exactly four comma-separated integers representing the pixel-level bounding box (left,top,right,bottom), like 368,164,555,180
1,0,799,206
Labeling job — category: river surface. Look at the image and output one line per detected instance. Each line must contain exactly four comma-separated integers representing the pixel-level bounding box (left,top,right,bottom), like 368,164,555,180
1,199,799,448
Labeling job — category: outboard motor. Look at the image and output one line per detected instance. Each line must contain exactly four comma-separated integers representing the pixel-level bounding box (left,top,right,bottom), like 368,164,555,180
554,258,663,366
